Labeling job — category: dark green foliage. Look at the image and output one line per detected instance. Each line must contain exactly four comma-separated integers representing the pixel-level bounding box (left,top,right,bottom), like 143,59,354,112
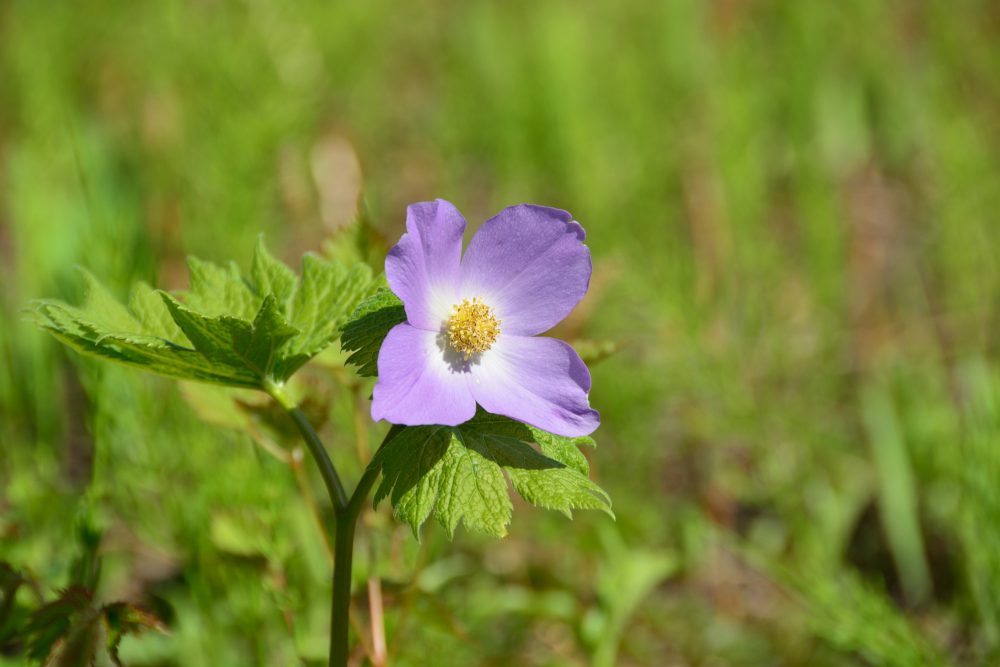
370,411,612,538
0,564,30,653
24,587,94,664
340,288,407,377
20,587,165,667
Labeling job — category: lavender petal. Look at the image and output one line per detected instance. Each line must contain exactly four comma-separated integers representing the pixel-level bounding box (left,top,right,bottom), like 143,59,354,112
460,204,591,336
386,199,466,331
372,322,477,426
469,334,599,437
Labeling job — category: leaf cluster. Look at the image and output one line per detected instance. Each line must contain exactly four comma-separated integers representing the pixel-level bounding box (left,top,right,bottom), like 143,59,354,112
339,287,405,377
31,238,377,389
369,410,612,537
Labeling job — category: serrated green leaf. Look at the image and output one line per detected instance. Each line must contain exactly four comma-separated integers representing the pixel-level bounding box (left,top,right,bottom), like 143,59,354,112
160,293,258,370
528,427,595,476
508,465,612,519
128,282,188,342
433,438,512,537
371,411,612,537
513,427,611,518
78,270,141,333
243,296,301,375
275,253,376,379
33,301,137,365
185,256,259,319
251,235,297,307
33,298,255,387
372,426,452,527
31,239,379,389
340,288,407,376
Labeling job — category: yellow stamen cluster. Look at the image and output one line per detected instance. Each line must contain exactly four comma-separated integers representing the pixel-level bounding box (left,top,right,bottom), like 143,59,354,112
446,298,501,358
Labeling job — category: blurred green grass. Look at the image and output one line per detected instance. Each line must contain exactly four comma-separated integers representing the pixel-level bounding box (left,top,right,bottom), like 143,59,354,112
3,0,1000,665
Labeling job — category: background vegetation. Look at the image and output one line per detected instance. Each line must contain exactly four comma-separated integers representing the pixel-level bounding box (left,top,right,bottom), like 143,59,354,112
3,0,1000,664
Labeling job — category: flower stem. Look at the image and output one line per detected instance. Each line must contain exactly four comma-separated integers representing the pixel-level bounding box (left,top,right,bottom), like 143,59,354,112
266,379,390,667
329,445,383,666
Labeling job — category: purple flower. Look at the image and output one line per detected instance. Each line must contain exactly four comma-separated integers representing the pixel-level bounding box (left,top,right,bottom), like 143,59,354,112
372,199,600,437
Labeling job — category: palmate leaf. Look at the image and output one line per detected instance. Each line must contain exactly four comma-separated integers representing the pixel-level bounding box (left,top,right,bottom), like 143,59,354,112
339,287,406,377
31,238,378,389
370,410,613,538
509,427,612,519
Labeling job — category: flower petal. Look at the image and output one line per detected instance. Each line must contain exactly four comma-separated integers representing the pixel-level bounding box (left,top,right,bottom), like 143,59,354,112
460,204,590,336
386,199,466,331
469,335,599,437
372,323,476,426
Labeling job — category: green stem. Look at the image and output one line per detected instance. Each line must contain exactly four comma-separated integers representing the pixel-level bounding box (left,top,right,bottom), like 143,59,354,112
266,379,390,667
330,464,381,666
266,380,348,511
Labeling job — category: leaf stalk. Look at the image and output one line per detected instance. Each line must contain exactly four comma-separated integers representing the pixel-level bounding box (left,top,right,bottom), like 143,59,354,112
265,380,348,511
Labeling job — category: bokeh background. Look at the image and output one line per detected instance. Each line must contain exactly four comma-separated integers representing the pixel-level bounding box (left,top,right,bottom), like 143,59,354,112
3,1,1000,665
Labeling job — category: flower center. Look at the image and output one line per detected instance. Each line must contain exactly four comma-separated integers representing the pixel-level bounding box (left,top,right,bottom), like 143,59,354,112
446,298,501,358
